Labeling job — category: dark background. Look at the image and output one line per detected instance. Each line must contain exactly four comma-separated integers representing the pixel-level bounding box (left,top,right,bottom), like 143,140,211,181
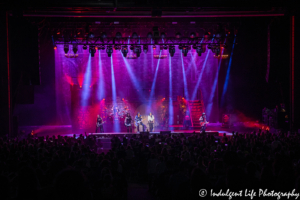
219,17,290,121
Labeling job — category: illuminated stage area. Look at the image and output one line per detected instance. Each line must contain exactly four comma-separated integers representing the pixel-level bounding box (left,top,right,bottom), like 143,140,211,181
54,43,220,133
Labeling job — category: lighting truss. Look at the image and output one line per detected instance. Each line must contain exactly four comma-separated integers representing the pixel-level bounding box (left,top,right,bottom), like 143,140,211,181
54,37,226,46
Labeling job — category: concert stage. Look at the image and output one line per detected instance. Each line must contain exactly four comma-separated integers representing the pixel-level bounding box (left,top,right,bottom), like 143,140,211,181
19,123,259,139
88,130,227,137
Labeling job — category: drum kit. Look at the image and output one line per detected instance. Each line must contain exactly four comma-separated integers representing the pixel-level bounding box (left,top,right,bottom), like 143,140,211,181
107,106,130,121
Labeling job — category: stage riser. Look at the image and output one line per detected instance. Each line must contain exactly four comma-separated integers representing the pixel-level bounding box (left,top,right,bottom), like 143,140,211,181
90,131,219,137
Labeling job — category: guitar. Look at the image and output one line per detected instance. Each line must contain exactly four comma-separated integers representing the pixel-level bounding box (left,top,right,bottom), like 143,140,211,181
200,121,209,127
135,116,143,127
96,121,106,127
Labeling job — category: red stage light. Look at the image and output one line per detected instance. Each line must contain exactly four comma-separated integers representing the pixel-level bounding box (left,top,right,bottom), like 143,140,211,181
80,85,82,88
89,86,91,88
122,98,124,101
103,98,105,101
182,97,184,100
95,46,98,50
54,46,57,50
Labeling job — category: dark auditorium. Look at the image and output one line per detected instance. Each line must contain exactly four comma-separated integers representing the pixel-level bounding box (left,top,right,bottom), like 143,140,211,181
0,1,300,200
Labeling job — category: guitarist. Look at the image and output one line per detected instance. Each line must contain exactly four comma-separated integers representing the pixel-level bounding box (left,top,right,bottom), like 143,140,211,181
135,113,145,132
199,112,208,132
148,112,155,132
95,115,104,133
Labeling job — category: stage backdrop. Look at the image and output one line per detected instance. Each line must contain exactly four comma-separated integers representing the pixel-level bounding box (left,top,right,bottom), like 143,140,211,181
54,45,219,131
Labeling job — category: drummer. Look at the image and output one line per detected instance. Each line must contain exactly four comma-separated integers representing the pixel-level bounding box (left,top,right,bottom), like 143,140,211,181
111,105,119,116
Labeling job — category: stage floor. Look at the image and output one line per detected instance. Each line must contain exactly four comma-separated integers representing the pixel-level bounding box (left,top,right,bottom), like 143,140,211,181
18,123,259,138
87,130,230,136
17,124,260,154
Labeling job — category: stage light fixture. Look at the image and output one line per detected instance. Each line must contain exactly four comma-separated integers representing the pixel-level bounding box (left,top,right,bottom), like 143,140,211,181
83,45,88,50
182,46,189,56
147,32,153,39
64,45,69,54
190,32,196,38
134,46,141,57
121,46,128,57
115,32,122,39
88,32,95,38
175,32,181,38
153,45,156,50
143,45,148,53
160,32,166,38
73,44,78,54
89,46,96,57
196,46,205,56
130,45,134,51
164,45,168,50
101,32,107,39
106,46,113,57
132,32,138,39
53,45,57,50
169,45,175,57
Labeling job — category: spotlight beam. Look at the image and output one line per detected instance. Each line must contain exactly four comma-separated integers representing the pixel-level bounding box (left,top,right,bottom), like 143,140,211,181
121,52,145,101
206,48,224,120
97,51,105,100
191,51,210,100
111,57,117,103
148,50,162,112
169,55,173,125
149,50,162,100
186,51,197,74
221,36,236,106
181,52,190,99
81,55,92,106
110,56,120,131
